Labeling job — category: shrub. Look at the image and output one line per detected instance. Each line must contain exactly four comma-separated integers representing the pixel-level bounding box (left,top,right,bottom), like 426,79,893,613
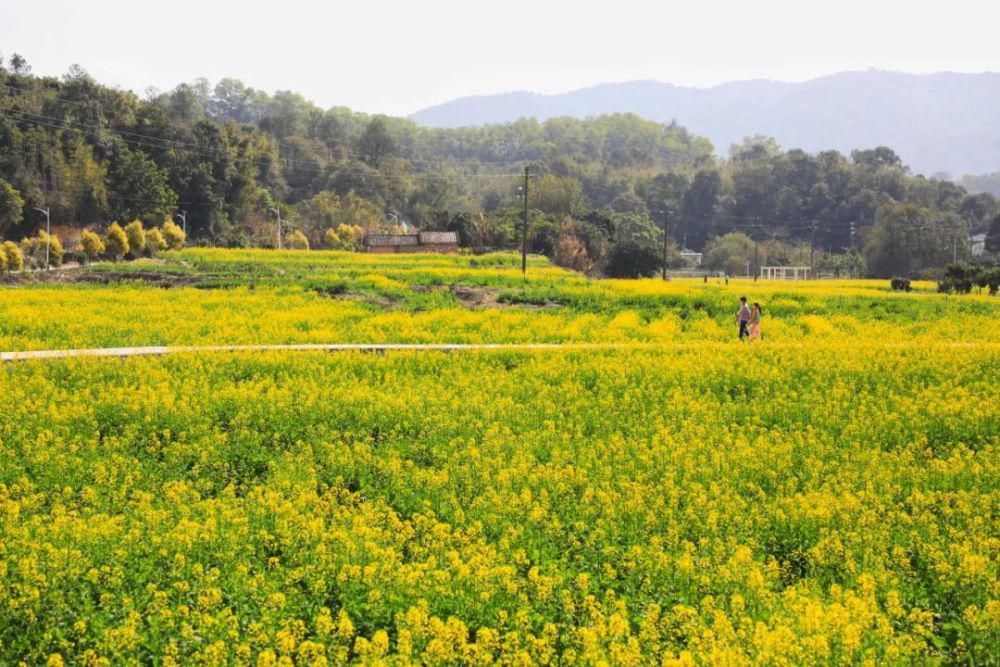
106,222,129,261
162,219,186,250
79,230,106,264
323,224,362,250
21,231,64,268
145,228,168,256
287,229,310,250
2,241,24,272
124,221,146,258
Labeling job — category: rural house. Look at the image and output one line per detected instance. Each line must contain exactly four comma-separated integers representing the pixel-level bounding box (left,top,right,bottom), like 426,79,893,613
364,230,459,253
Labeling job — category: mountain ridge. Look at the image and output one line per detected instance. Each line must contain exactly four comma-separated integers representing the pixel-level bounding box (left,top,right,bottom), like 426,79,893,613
410,71,1000,177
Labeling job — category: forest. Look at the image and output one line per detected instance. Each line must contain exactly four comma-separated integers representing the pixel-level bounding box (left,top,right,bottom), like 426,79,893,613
1,53,999,278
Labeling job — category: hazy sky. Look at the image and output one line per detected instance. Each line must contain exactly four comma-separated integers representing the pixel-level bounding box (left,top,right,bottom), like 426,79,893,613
2,0,998,116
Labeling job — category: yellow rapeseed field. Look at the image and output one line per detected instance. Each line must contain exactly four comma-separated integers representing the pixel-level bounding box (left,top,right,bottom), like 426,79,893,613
0,250,997,665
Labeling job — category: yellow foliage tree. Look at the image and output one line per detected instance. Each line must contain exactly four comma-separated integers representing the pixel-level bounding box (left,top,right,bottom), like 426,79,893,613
2,240,24,272
161,219,186,250
105,222,129,261
124,221,146,258
287,229,310,250
145,228,168,256
79,230,106,264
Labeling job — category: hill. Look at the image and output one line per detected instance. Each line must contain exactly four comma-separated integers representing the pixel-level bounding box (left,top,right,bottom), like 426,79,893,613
410,71,1000,177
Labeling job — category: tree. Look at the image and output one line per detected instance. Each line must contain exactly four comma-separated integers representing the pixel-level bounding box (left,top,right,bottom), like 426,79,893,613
287,229,310,250
605,213,663,278
863,202,960,277
324,224,362,250
108,149,178,225
145,228,168,255
532,174,585,217
21,232,64,268
553,220,594,273
79,230,106,264
2,241,24,272
162,219,186,250
704,232,756,276
681,169,724,248
987,213,1000,254
0,179,25,237
105,222,129,261
358,117,396,167
124,221,146,258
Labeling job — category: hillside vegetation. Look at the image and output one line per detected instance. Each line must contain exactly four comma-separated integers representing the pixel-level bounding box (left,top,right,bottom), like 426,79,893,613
2,56,999,278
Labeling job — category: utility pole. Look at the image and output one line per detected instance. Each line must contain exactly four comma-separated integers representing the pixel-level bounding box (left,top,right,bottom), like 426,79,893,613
661,208,670,280
809,220,817,278
270,208,282,249
521,165,530,279
34,207,50,270
174,210,187,237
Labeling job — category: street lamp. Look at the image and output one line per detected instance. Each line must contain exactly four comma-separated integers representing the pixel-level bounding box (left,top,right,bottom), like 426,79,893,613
173,210,187,237
34,207,50,270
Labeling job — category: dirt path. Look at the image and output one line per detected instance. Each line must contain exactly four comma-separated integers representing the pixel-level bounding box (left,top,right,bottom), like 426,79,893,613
0,343,627,362
2,341,994,363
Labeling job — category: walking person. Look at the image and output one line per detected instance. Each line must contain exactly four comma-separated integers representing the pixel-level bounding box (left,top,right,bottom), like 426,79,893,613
748,302,762,341
736,296,752,340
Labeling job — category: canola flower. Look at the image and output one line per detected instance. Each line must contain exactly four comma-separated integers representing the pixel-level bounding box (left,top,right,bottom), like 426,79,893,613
0,250,997,664
0,249,997,350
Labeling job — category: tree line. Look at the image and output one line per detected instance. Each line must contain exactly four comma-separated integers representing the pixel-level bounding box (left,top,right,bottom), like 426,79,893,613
1,54,998,278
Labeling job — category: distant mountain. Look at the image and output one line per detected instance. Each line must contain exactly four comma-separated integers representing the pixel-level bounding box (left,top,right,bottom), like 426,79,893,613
410,71,1000,177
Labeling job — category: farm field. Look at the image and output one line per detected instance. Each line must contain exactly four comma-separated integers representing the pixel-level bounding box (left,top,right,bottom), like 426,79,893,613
0,250,998,665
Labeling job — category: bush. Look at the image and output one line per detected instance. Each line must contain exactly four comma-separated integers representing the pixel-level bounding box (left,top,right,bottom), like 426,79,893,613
106,222,129,261
79,230,106,264
145,228,168,256
287,229,310,250
21,232,64,268
124,221,146,258
162,219,186,250
2,241,24,272
324,224,362,250
974,267,1000,295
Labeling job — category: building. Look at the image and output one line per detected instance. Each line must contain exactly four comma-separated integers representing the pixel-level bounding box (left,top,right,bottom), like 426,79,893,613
417,231,460,252
759,266,811,280
679,250,703,268
364,230,459,254
970,233,987,257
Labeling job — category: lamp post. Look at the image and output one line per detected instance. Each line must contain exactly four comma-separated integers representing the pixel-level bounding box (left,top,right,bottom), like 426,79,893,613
34,207,50,270
174,210,187,237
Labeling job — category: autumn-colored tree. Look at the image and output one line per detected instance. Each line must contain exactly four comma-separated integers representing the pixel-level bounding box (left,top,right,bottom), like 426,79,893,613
287,229,310,250
21,231,64,268
105,222,129,261
124,221,146,258
79,230,106,264
145,228,168,255
2,241,24,272
162,219,186,250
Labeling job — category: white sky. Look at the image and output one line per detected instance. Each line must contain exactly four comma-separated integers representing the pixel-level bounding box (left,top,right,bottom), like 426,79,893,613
2,0,998,116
